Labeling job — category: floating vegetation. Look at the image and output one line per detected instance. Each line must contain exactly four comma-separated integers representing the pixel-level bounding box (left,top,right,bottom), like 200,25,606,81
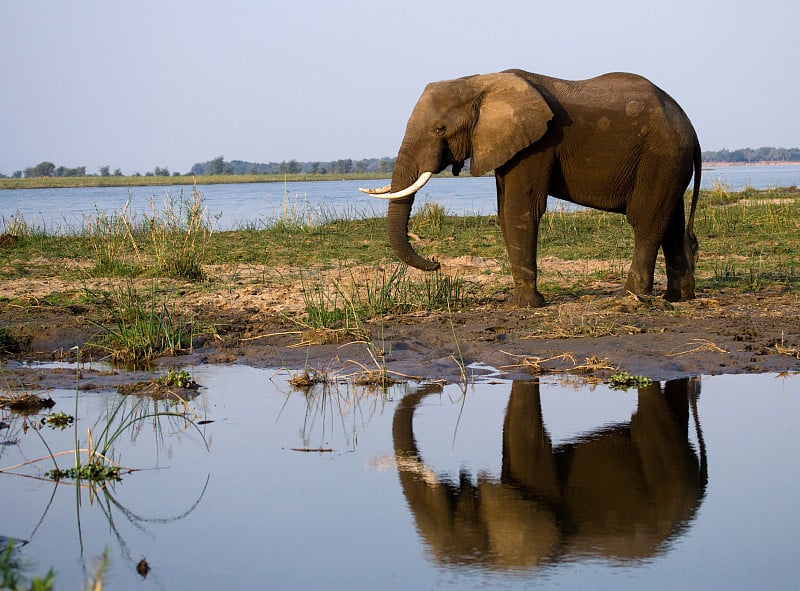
288,369,328,389
158,368,195,388
287,365,402,391
46,462,121,483
349,368,399,388
0,393,55,412
608,371,653,390
117,368,199,400
40,412,74,430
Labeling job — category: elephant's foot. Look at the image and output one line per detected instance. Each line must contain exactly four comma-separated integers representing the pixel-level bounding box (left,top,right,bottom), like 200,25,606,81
623,273,654,299
665,273,695,302
664,286,695,302
513,286,545,308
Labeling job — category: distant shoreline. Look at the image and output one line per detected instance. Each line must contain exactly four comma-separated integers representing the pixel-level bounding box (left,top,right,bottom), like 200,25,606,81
2,162,798,190
702,161,800,167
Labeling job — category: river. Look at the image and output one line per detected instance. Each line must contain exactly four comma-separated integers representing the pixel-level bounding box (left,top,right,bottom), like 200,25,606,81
1,366,798,590
1,163,799,233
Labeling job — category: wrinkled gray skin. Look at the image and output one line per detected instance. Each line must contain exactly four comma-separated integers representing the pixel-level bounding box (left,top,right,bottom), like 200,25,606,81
393,379,707,569
382,70,701,307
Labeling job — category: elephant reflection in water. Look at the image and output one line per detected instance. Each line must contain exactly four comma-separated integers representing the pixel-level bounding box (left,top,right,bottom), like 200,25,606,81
392,379,707,570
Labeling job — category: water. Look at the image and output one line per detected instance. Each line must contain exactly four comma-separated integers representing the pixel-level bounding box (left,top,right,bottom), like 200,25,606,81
2,164,799,233
1,366,798,590
0,177,499,234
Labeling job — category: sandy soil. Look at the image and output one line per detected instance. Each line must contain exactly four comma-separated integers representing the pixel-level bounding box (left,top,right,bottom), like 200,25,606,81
2,255,799,389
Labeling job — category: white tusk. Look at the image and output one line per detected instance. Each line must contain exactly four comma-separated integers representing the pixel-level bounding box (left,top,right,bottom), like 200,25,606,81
358,183,392,195
359,172,433,200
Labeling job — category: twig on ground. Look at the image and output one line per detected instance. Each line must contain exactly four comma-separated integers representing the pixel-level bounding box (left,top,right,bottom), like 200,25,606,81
668,338,728,357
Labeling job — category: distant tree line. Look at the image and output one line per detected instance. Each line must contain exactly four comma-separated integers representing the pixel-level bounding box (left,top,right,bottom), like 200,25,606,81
0,161,179,179
702,147,800,163
189,155,396,176
6,147,799,179
0,156,396,179
13,161,88,178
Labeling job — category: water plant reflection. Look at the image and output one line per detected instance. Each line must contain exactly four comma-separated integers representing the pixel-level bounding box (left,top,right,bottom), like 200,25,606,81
282,360,421,452
393,378,707,570
0,386,211,586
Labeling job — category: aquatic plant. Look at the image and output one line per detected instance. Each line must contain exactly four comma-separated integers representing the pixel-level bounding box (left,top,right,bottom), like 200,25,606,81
159,368,194,388
608,371,653,390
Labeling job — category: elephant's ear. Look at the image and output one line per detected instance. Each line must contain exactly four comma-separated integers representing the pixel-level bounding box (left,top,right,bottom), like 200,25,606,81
469,73,554,177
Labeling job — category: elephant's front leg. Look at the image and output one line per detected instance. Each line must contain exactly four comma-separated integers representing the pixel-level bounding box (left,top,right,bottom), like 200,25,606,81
496,167,549,308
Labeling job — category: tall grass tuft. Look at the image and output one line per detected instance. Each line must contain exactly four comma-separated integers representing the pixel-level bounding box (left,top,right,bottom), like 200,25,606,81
144,185,218,280
0,213,48,250
84,200,139,275
90,281,193,364
300,272,351,330
268,190,344,234
411,202,448,239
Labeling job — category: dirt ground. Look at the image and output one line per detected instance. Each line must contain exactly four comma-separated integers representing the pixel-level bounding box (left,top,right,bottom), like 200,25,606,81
2,254,799,389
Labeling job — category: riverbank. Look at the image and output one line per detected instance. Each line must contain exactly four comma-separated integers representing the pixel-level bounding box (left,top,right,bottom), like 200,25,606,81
1,186,799,388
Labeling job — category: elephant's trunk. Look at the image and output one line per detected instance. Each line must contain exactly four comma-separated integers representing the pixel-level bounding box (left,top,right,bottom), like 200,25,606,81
386,160,440,271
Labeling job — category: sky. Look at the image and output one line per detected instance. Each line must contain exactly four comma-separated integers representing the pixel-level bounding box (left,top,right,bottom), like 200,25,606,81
1,0,797,175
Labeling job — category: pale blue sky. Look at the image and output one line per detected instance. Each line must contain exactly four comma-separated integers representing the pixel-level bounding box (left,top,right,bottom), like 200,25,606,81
1,0,797,175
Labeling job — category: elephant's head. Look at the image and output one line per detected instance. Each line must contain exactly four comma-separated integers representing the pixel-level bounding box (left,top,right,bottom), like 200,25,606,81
361,72,554,271
393,379,707,570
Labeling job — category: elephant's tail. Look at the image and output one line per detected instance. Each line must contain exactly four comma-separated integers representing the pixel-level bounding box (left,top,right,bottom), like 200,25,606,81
684,135,701,269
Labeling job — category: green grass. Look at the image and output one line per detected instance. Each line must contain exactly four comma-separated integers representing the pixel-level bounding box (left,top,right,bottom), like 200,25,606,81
87,282,193,364
297,263,473,332
3,187,798,281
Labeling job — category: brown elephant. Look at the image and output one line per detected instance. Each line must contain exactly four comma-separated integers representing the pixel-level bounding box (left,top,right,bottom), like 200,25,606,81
392,379,707,570
361,70,701,307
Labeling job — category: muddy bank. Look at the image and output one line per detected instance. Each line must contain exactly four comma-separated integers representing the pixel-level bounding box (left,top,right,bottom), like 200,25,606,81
2,280,799,390
187,288,800,383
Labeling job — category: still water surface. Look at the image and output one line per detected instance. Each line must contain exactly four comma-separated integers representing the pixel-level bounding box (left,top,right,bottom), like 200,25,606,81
2,164,799,233
0,366,797,590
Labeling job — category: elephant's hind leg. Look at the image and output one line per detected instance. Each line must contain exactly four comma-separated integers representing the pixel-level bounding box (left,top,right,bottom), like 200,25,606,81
662,202,695,301
624,229,660,296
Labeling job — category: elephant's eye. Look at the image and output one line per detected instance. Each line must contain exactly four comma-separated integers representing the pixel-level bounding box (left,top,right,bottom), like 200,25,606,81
434,125,446,137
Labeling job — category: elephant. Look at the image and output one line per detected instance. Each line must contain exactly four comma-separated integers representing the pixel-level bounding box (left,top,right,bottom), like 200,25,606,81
392,379,707,570
361,70,701,307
